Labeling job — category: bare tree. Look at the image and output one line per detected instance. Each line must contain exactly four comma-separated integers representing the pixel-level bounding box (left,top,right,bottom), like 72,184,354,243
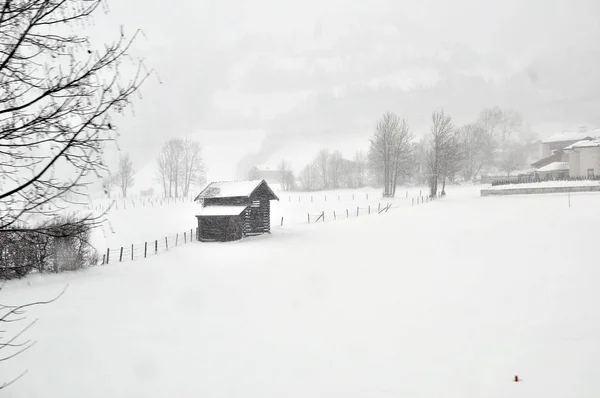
181,138,206,197
353,151,367,188
500,142,526,176
478,106,504,140
116,154,134,198
500,109,523,151
460,123,492,181
156,139,179,197
247,166,261,180
156,138,205,197
0,0,150,229
101,173,117,198
314,149,330,189
0,286,67,391
277,160,289,191
300,164,317,191
368,112,414,197
426,110,460,197
327,150,344,189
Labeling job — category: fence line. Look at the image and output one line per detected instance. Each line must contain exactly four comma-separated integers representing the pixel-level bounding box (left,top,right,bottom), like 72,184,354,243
285,190,428,204
100,227,198,266
98,191,443,266
84,196,196,213
278,191,443,228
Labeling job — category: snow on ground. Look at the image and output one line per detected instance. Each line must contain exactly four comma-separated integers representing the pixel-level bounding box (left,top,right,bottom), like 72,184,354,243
90,185,435,254
486,180,600,190
2,188,600,397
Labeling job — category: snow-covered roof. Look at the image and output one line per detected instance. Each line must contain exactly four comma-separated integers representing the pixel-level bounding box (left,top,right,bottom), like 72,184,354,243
564,139,600,150
195,180,279,200
196,205,247,216
542,132,593,144
537,162,569,172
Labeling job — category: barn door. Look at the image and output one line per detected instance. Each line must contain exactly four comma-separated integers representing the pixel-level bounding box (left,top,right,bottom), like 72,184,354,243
250,200,264,234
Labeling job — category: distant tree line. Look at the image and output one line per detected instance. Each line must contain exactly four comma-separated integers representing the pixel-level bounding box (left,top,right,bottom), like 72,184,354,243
295,149,368,191
246,106,537,198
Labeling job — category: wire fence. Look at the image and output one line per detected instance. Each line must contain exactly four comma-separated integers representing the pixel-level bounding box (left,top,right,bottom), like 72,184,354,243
99,227,198,265
97,190,442,266
270,191,441,231
85,196,195,212
282,189,428,203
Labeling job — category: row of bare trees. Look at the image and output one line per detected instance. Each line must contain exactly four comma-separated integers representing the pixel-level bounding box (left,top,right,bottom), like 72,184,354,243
246,106,534,198
458,106,534,180
101,154,135,198
156,138,206,197
298,149,368,191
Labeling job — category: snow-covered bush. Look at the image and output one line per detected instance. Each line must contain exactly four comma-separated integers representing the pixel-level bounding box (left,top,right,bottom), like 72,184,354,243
0,216,98,279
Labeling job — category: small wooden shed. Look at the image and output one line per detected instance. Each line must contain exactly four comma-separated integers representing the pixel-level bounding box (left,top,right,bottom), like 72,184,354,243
194,180,279,242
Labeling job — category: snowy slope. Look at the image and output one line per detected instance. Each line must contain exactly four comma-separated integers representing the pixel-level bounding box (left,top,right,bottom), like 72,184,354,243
2,191,600,397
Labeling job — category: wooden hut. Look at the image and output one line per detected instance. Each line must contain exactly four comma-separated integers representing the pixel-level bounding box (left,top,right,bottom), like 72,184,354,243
194,180,279,242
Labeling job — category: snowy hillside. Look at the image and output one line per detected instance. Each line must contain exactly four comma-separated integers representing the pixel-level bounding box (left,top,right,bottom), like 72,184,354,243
2,189,600,397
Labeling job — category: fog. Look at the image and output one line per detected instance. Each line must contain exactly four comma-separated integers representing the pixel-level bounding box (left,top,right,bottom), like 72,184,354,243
99,0,600,181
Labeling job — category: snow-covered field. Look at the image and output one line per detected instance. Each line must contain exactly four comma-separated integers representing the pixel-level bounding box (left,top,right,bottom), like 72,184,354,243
2,187,600,397
486,180,600,190
90,186,433,254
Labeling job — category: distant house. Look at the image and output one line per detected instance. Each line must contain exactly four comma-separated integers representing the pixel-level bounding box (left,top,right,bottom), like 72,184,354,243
194,180,279,242
540,132,594,158
563,139,600,178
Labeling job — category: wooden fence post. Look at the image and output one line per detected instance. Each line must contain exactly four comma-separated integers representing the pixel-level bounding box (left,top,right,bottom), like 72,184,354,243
176,234,179,247
366,193,369,200
131,244,133,261
307,213,310,223
368,205,371,214
102,254,106,265
406,191,408,198
378,203,381,212
333,211,336,220
106,248,110,264
165,237,168,250
412,198,414,206
281,217,284,226
325,195,327,201
155,240,158,254
144,242,147,258
119,247,123,262
191,228,194,241
322,211,325,222
184,232,187,244
357,206,359,216
346,209,349,218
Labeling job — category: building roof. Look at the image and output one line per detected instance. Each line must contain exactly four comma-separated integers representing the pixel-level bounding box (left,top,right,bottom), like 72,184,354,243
194,179,279,201
196,205,247,216
537,162,569,172
542,132,593,144
564,139,600,150
531,150,565,169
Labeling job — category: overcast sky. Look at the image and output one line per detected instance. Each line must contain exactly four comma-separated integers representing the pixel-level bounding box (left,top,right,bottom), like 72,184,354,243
96,0,600,181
